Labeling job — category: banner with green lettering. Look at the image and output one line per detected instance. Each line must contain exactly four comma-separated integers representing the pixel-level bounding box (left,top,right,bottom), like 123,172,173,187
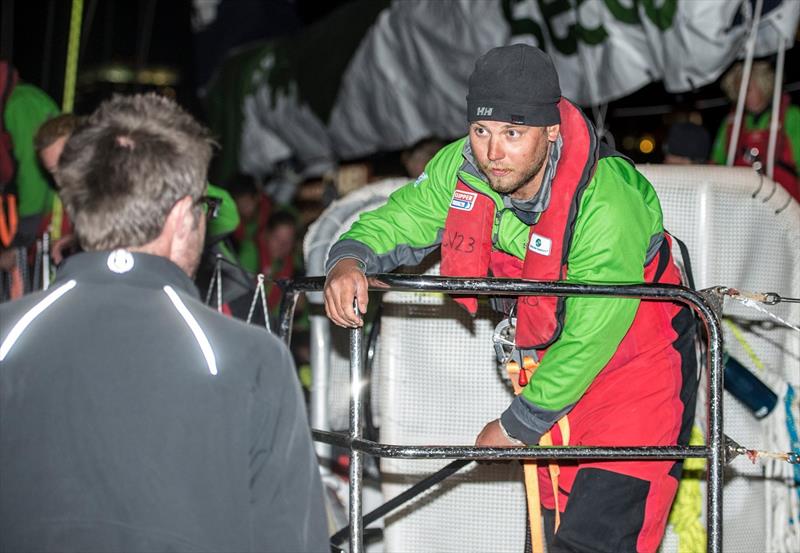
205,0,798,184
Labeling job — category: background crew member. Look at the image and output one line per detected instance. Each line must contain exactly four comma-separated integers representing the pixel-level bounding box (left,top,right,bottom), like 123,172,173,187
711,60,800,201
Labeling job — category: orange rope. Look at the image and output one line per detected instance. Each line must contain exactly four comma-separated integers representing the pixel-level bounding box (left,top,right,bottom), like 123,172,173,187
0,194,18,247
507,357,570,553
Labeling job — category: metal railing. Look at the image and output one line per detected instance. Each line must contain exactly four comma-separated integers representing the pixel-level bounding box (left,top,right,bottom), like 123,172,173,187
278,275,726,553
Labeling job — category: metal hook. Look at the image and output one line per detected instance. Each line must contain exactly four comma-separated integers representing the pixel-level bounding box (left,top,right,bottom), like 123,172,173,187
774,195,791,214
751,172,763,198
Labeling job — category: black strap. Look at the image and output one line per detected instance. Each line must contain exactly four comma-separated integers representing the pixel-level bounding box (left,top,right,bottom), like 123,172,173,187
329,459,473,546
650,232,696,290
652,236,671,284
672,233,696,290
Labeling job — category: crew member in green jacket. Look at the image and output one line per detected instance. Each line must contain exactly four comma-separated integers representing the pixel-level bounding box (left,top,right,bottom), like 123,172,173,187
324,45,697,553
2,63,60,246
1,62,59,297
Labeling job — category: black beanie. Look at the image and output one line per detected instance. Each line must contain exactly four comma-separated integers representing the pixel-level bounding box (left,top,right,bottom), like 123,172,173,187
467,44,561,126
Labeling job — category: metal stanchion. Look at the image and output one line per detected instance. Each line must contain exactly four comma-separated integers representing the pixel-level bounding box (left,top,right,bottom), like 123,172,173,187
348,320,364,553
705,308,725,553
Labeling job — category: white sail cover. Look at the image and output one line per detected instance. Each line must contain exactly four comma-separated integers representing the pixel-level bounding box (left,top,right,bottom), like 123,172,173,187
206,0,799,179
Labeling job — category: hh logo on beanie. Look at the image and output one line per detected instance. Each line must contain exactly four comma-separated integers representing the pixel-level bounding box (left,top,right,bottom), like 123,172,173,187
466,44,561,127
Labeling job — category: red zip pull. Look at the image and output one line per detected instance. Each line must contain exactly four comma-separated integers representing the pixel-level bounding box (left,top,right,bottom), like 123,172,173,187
518,361,529,386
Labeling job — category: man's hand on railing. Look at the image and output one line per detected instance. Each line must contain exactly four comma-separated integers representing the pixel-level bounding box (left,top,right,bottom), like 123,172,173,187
324,258,369,328
475,419,526,448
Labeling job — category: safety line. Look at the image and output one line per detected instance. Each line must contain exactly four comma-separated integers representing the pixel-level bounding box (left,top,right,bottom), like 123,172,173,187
62,0,83,112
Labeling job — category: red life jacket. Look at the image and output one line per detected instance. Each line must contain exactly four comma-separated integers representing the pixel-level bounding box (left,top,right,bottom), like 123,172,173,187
441,99,667,350
1,61,20,248
725,94,799,202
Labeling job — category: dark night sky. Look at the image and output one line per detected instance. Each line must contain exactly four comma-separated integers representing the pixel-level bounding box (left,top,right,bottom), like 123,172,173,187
7,0,350,116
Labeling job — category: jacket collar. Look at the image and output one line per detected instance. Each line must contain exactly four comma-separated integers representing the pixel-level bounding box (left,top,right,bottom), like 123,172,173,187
55,250,200,299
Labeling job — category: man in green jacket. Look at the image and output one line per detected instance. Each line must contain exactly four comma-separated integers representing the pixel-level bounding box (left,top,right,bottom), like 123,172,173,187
324,45,697,552
1,61,59,297
1,62,60,248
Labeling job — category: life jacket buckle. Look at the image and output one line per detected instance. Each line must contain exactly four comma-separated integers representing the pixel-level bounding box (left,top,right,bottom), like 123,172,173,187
492,316,517,366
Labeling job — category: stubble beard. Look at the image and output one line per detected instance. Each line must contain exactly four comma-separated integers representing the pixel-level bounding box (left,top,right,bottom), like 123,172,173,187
482,140,549,198
484,160,541,196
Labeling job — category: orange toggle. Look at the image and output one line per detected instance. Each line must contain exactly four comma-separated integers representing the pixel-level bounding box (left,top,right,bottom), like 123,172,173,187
506,360,522,393
0,194,19,248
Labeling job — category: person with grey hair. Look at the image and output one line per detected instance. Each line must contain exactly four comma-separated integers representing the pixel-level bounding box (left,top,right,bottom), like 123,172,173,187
711,59,800,201
324,44,697,552
0,93,328,553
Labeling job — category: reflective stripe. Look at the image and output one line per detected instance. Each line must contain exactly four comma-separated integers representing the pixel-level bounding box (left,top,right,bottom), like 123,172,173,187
0,280,77,361
162,285,218,376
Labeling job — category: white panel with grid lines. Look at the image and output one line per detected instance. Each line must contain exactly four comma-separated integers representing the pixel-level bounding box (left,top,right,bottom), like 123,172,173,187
375,288,527,553
306,167,799,552
639,165,799,553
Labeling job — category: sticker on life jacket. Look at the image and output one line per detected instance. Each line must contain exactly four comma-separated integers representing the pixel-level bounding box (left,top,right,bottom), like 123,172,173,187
450,189,477,211
528,233,552,256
